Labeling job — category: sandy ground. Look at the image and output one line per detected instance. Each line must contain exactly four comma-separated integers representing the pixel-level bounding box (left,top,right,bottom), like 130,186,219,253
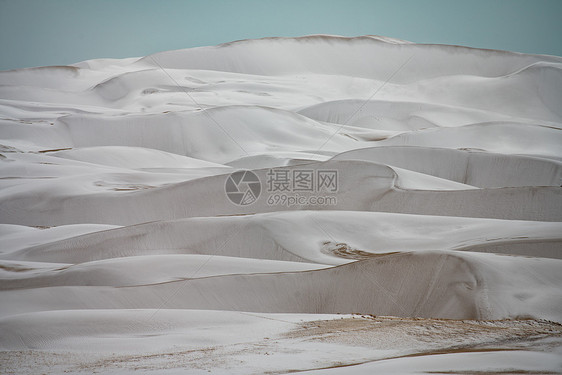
2,315,561,374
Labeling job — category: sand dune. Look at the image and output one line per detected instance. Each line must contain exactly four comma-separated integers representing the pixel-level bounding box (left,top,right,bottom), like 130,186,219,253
4,211,561,265
298,99,542,130
57,106,357,163
52,146,231,170
1,251,561,322
332,146,562,187
372,121,562,161
140,35,562,81
0,254,327,290
0,35,561,374
2,160,560,227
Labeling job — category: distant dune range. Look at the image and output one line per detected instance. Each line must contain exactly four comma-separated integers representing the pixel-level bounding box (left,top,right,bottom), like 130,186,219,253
0,36,561,374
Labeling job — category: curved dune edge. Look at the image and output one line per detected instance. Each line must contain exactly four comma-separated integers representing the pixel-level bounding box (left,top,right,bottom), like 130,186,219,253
1,251,561,322
331,146,562,187
139,35,562,80
4,211,561,265
1,160,561,227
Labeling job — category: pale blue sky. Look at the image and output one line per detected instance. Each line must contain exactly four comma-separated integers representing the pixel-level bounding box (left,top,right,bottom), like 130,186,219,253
1,0,561,71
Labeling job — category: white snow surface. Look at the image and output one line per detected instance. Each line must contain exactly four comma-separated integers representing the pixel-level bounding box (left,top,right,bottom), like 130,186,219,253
0,35,561,374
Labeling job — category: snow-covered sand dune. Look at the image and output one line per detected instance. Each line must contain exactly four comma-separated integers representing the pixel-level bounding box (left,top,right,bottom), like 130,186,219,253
0,35,561,374
332,146,562,187
2,160,560,226
1,250,561,322
4,212,561,264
